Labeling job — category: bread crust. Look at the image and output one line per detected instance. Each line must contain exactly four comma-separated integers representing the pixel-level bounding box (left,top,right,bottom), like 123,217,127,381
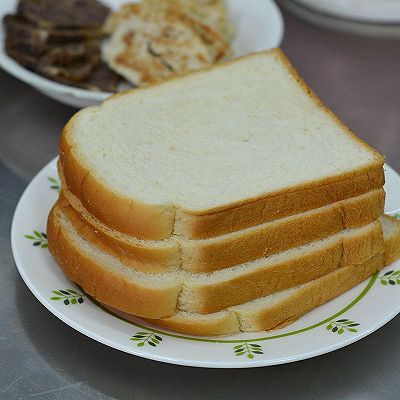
180,189,385,272
47,203,182,319
59,49,384,240
149,254,384,335
177,167,384,239
180,221,384,313
145,310,240,336
58,193,181,273
235,254,383,332
107,306,240,337
48,203,399,335
61,184,385,272
47,198,385,320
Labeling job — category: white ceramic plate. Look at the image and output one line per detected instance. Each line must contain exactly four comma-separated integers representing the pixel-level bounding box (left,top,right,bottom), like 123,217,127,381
0,0,284,108
286,0,400,23
11,157,400,368
280,0,400,37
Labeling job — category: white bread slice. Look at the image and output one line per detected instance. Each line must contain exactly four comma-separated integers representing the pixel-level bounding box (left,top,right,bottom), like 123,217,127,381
60,49,384,241
179,220,383,313
60,187,384,273
47,202,183,319
48,198,384,319
144,216,400,335
148,254,384,335
233,254,383,332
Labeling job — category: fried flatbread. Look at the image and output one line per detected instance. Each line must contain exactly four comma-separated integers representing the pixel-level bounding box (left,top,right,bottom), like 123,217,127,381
103,4,214,85
103,1,233,85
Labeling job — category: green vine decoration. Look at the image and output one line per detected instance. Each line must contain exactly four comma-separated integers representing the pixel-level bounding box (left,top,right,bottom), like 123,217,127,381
326,319,359,334
393,213,400,220
24,230,48,248
233,342,264,359
379,270,400,286
50,289,84,305
48,176,60,191
130,332,163,347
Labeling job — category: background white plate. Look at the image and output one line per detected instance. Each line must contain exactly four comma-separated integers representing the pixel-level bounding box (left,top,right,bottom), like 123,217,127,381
0,0,284,108
279,0,400,37
11,158,400,368
286,0,400,23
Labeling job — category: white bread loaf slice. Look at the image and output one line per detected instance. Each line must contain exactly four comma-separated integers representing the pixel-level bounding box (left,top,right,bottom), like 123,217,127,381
144,215,400,335
60,187,384,273
48,198,384,318
179,220,383,313
147,254,384,335
47,202,183,319
59,49,384,241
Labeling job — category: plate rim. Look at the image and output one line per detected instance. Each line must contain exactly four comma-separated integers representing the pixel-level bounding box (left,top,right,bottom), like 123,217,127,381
10,157,400,368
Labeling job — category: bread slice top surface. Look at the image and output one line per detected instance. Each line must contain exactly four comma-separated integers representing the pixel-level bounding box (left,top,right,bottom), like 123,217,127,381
63,49,382,212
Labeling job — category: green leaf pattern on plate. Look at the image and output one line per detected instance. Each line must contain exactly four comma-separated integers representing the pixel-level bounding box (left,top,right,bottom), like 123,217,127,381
130,332,163,348
24,230,48,248
326,319,359,334
233,342,264,359
48,176,60,192
379,270,400,286
50,289,84,305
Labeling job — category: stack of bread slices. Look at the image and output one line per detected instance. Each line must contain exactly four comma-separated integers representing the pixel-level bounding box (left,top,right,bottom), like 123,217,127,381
48,49,400,336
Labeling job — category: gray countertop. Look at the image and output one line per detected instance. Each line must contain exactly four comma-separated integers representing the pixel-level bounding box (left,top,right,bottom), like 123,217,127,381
1,8,400,400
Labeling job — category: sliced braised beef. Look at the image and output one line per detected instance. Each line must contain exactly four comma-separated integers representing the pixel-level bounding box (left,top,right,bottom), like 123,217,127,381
17,0,110,29
3,0,117,92
76,64,120,91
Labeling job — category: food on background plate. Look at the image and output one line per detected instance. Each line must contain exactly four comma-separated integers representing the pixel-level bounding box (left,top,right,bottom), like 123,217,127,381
4,14,103,53
3,0,234,91
3,0,119,91
103,0,234,85
48,49,394,336
140,0,234,42
104,0,234,43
